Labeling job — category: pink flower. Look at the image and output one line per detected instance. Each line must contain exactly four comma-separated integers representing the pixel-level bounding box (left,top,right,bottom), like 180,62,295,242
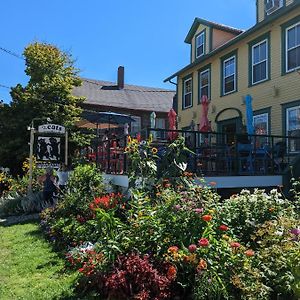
198,238,209,247
230,242,241,249
194,208,204,214
290,228,300,236
188,244,197,253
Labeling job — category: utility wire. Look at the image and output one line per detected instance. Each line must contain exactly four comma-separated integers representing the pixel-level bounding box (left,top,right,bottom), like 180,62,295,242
0,84,10,89
0,46,24,60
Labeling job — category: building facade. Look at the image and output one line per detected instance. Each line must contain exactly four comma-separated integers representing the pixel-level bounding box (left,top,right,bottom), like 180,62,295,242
74,66,175,136
165,0,300,152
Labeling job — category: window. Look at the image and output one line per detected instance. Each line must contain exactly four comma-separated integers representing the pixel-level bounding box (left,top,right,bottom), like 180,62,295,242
196,31,205,58
253,113,269,135
286,106,300,152
199,69,210,101
265,0,283,15
252,39,268,84
183,78,193,109
286,22,300,72
131,116,141,134
223,56,236,95
156,118,166,139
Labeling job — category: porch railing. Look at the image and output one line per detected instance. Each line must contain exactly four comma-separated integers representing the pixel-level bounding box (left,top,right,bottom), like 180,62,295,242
80,128,300,177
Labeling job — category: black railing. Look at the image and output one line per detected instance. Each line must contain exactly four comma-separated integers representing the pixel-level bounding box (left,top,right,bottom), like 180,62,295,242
80,129,300,177
146,128,300,176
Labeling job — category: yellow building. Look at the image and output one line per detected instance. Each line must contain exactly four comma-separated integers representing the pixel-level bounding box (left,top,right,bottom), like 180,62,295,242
165,0,300,153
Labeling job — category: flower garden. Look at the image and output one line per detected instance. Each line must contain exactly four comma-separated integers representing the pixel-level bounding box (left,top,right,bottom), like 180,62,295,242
1,136,300,299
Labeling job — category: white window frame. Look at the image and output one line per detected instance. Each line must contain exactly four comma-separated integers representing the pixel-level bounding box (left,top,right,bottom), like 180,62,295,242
253,113,269,135
223,55,236,95
199,69,210,100
286,105,300,153
183,78,193,109
265,0,283,15
196,31,205,58
130,116,141,134
252,39,268,85
286,21,300,73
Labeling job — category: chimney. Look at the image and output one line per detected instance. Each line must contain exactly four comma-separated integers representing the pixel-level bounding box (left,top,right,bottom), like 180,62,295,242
117,66,124,89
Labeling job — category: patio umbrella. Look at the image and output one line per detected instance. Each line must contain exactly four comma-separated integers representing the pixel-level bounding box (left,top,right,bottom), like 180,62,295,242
167,108,178,141
76,119,119,130
199,95,211,132
245,94,254,135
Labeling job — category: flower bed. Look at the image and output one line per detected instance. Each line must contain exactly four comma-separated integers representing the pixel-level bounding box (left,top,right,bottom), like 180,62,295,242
40,138,300,299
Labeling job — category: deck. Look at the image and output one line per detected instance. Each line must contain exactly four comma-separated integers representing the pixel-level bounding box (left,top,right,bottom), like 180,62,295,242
81,128,300,190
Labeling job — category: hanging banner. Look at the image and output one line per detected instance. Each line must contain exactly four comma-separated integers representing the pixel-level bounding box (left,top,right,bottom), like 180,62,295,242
38,124,65,134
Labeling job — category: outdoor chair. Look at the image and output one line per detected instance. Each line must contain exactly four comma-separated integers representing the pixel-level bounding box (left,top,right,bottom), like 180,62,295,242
237,143,254,175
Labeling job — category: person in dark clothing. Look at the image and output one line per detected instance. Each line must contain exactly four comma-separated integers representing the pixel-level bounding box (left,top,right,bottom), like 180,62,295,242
38,168,57,205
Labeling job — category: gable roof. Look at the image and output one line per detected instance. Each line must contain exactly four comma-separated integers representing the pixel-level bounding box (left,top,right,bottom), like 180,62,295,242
165,1,300,82
73,78,175,113
184,17,243,43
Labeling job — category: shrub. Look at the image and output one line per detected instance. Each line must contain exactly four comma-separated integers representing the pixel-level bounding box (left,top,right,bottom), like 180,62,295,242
218,189,297,244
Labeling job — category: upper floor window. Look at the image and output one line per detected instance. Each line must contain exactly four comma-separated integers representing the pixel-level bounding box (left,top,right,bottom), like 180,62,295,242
199,68,210,102
222,55,236,95
265,0,283,15
252,39,268,84
183,78,193,109
196,31,205,58
286,22,300,72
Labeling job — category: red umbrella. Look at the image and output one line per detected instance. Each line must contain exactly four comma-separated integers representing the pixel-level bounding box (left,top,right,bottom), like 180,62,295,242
167,108,178,141
199,95,211,132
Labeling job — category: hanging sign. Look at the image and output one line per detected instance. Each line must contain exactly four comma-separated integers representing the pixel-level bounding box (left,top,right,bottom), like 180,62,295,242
38,124,65,134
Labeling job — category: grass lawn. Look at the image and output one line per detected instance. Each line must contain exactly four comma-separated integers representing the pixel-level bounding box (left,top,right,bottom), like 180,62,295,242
0,220,78,300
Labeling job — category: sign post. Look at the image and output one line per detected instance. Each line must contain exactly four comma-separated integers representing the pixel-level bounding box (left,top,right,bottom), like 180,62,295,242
27,125,35,194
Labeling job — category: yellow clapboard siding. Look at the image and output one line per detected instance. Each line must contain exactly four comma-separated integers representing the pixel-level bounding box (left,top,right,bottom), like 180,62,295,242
177,7,300,137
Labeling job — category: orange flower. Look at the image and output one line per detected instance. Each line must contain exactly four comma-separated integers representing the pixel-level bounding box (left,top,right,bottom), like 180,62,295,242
202,214,213,222
269,207,275,212
209,181,217,186
167,265,177,280
244,249,255,257
168,246,179,253
196,259,207,272
127,136,132,143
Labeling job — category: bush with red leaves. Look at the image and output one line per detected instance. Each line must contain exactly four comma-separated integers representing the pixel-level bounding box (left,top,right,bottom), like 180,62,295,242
104,253,175,300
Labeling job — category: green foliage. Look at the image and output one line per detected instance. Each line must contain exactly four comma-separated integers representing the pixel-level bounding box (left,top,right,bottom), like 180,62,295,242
252,217,300,298
0,42,85,174
217,189,297,244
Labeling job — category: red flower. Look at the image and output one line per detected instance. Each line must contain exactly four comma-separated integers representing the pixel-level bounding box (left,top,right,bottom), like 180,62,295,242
202,215,213,222
219,224,228,231
188,244,197,253
167,265,177,280
198,238,209,247
230,242,241,249
244,249,255,257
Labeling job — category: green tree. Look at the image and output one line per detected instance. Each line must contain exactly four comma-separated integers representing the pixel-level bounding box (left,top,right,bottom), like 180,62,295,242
0,42,85,174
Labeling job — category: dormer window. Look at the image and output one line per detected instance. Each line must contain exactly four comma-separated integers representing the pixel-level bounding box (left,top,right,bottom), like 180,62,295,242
265,0,283,15
196,31,205,58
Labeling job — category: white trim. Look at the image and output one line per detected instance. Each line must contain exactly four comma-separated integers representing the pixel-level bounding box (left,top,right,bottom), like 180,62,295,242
196,31,205,59
199,68,210,100
251,39,268,85
253,112,269,135
286,21,300,73
223,55,236,95
286,105,300,153
183,77,193,109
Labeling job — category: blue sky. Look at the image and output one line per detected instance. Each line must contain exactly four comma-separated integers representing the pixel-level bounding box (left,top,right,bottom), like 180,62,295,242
0,0,256,103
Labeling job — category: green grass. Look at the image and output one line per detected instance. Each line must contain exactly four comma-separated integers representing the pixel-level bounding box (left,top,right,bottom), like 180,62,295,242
0,221,78,300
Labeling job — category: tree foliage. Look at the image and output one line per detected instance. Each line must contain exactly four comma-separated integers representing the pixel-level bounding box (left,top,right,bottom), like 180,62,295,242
0,42,85,174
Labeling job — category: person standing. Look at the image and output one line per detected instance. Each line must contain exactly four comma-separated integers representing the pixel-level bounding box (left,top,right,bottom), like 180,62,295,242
38,168,57,205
